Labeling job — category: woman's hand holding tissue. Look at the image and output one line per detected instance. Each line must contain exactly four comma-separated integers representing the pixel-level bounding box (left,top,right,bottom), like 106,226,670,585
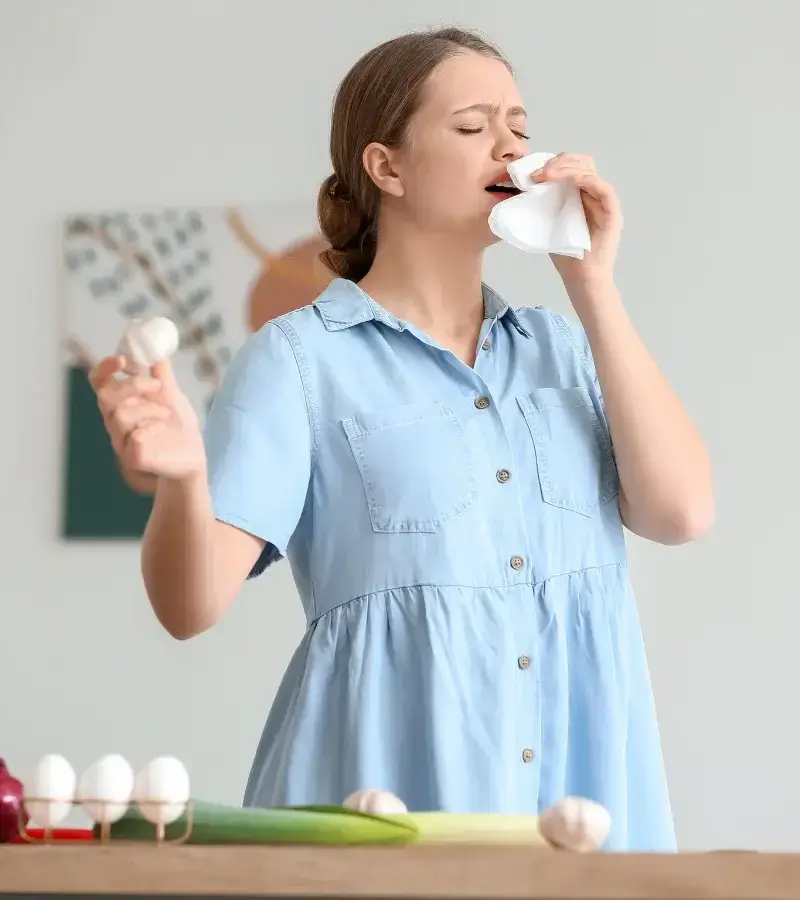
531,155,714,546
530,152,622,289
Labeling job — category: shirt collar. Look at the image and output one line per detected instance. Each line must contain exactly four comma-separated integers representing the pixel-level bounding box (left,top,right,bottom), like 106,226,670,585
314,278,531,338
480,282,532,338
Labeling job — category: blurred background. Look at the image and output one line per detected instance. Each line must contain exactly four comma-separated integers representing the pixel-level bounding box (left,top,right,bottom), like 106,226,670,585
1,0,798,851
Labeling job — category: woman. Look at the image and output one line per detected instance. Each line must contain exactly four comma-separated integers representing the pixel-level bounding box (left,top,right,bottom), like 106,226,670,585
90,27,713,850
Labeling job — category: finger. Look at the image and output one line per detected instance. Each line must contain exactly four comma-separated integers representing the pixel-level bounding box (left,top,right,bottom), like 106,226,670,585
106,404,168,460
108,408,167,459
543,153,595,172
533,167,614,203
150,357,178,389
88,355,125,392
112,399,172,433
96,374,162,417
122,420,166,473
532,164,588,183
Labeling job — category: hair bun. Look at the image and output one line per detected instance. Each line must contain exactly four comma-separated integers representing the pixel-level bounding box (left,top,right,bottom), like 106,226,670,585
323,173,349,201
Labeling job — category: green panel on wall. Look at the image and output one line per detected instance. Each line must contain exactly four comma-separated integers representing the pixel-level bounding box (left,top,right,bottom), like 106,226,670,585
61,365,153,539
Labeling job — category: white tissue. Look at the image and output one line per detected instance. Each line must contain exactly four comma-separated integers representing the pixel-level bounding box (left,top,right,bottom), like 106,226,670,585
488,152,591,258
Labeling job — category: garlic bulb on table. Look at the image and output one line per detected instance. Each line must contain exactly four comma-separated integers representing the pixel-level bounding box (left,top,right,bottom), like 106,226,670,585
343,788,408,815
538,796,611,852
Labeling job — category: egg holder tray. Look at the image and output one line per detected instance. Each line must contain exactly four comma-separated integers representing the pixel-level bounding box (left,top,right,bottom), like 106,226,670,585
15,798,196,846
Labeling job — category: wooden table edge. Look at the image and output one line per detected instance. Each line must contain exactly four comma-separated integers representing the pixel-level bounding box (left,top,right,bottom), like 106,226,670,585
2,844,800,898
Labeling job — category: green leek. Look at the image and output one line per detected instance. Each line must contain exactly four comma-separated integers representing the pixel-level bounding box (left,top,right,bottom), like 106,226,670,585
101,801,418,846
400,812,548,845
101,801,549,847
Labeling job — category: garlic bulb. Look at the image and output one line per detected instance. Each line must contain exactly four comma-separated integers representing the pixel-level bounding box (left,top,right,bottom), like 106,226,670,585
538,796,611,852
118,317,179,373
342,788,408,815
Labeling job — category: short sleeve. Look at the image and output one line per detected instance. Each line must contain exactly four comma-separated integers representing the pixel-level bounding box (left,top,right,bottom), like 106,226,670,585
203,321,313,577
550,310,601,390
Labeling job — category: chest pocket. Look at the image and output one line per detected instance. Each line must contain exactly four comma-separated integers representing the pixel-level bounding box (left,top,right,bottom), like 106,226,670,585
518,387,618,517
341,402,477,534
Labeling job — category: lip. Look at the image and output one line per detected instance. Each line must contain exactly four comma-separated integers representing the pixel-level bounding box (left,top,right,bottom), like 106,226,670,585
484,169,521,199
485,168,513,189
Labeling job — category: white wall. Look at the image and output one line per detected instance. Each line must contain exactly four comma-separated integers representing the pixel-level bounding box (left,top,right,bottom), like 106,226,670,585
1,0,798,850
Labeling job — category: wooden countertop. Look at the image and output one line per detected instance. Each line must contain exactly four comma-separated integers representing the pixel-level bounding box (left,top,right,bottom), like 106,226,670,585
2,844,799,898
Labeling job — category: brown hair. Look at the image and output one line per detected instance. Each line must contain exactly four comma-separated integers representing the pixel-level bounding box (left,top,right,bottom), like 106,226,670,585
317,27,511,283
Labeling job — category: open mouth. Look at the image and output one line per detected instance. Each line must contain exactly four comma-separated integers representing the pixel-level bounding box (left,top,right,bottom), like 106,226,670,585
485,179,521,197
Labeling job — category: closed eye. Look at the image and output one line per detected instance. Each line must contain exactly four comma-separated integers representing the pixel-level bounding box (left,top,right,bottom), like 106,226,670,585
457,126,530,140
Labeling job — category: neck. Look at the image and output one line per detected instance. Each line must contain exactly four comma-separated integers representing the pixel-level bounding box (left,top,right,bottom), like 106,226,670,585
356,221,486,338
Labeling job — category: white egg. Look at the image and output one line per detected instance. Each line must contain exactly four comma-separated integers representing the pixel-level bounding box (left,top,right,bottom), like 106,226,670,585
343,788,408,815
23,754,76,827
118,317,179,372
78,754,134,824
133,756,190,826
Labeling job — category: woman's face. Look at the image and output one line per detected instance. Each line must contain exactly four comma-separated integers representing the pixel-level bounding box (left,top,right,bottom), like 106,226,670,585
367,51,530,245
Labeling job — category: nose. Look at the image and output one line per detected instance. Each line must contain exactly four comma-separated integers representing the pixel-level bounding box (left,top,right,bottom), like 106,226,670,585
493,130,524,164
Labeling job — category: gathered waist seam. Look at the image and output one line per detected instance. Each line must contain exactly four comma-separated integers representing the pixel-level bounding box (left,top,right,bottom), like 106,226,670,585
305,558,627,627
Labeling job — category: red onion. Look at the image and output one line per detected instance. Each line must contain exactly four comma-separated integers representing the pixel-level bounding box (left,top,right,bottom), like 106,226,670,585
0,758,28,843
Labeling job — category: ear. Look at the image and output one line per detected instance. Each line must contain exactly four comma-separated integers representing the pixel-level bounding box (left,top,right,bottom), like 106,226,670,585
362,142,405,198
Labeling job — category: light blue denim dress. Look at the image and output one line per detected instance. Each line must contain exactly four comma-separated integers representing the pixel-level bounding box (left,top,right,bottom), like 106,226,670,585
204,277,676,851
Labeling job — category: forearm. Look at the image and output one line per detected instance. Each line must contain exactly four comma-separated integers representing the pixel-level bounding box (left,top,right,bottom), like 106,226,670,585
141,472,222,639
568,278,714,544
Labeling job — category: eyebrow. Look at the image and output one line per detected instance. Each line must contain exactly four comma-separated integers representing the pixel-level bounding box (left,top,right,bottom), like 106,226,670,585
452,102,527,118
